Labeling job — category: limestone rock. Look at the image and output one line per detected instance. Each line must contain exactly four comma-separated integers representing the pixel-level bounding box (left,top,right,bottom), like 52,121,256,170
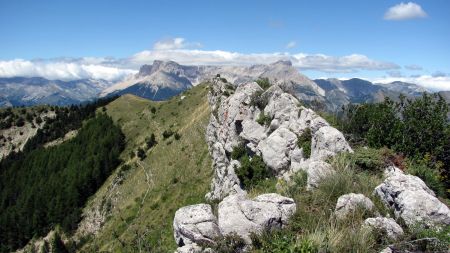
218,193,296,244
257,127,297,173
374,166,450,228
335,193,376,219
363,217,404,240
173,204,221,246
305,161,335,190
311,126,353,160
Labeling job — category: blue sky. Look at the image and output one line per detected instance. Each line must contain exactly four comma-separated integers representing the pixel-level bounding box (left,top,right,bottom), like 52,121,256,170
0,0,449,90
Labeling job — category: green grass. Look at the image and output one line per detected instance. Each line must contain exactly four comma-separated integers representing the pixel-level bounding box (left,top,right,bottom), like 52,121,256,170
78,84,213,252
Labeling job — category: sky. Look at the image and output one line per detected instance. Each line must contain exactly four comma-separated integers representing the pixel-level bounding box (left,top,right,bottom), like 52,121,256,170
0,0,449,90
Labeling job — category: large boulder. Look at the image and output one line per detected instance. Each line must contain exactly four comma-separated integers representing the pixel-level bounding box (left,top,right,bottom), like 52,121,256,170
311,126,353,160
374,166,450,228
218,193,296,244
304,160,335,190
257,127,297,173
334,193,377,220
363,217,404,241
173,204,221,247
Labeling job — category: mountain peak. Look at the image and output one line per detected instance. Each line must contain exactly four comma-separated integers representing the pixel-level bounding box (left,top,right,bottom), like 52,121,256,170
271,60,292,67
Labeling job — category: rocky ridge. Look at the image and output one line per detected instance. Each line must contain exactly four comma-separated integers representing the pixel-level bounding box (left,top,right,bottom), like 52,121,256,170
172,77,353,252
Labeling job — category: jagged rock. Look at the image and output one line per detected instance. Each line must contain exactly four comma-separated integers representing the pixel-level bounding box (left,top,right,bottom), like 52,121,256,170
293,107,329,134
257,127,297,173
363,217,404,240
218,193,296,244
305,161,335,190
374,166,450,228
240,118,267,145
335,193,376,219
173,204,221,247
175,243,203,253
264,89,299,129
311,126,353,160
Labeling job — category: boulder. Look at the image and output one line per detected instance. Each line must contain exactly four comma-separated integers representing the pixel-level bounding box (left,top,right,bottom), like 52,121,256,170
239,118,267,144
335,193,376,220
173,204,221,246
374,166,450,228
311,126,353,160
305,161,335,190
257,127,297,173
175,243,202,253
363,217,404,240
218,193,296,244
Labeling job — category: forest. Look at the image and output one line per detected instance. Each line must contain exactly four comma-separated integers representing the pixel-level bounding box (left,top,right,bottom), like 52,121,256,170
0,102,124,252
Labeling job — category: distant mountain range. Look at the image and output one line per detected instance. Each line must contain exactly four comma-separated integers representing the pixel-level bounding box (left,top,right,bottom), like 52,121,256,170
0,60,445,110
0,77,111,107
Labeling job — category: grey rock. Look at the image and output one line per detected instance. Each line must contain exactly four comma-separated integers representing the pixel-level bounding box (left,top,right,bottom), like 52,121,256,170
363,217,404,240
218,193,296,244
173,204,221,246
335,193,376,220
374,166,450,228
257,127,297,174
305,161,335,190
311,126,353,160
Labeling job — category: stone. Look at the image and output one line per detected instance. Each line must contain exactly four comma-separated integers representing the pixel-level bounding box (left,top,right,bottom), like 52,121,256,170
335,193,376,219
218,193,296,244
374,166,450,228
311,126,353,160
305,161,335,190
173,204,221,246
363,217,404,240
257,127,297,174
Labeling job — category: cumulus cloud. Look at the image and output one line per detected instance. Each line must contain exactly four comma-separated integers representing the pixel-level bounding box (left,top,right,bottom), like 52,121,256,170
404,64,423,70
374,75,450,91
0,59,136,81
384,2,427,20
285,41,297,49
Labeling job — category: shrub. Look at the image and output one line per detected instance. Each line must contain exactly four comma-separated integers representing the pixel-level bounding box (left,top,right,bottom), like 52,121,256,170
297,128,312,159
145,133,157,149
137,148,146,160
256,111,271,126
256,78,271,90
406,158,446,197
150,107,156,114
209,233,246,253
231,144,246,160
174,132,181,140
351,147,387,172
250,90,269,110
236,155,271,189
162,129,174,139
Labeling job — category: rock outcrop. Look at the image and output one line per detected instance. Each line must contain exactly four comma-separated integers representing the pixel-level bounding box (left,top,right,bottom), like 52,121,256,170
173,204,221,247
205,79,352,201
218,193,296,244
363,217,404,241
334,193,377,220
374,166,450,228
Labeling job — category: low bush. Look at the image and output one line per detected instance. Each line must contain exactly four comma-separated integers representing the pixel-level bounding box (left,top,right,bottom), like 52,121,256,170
250,90,269,110
236,155,271,189
297,128,312,159
256,112,271,126
256,78,271,90
162,129,174,139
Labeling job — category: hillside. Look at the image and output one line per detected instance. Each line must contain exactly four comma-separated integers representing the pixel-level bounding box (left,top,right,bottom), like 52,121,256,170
74,84,213,252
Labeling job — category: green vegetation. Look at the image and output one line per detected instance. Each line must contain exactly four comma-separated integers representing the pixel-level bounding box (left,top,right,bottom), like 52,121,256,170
250,90,269,110
256,77,271,90
231,144,272,189
256,111,271,126
341,93,450,197
0,114,124,252
297,128,312,159
78,84,212,252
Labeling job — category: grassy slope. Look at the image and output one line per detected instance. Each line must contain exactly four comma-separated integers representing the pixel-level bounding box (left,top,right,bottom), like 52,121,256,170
80,84,212,252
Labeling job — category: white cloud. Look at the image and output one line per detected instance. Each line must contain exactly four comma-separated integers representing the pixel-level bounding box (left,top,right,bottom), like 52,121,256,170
286,41,297,49
374,75,450,91
384,2,427,20
0,59,136,81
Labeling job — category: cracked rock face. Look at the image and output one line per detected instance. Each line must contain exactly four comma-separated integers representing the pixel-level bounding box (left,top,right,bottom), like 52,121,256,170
173,204,221,247
374,166,450,228
218,193,296,244
334,193,376,220
311,126,352,160
363,217,404,241
257,127,297,173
